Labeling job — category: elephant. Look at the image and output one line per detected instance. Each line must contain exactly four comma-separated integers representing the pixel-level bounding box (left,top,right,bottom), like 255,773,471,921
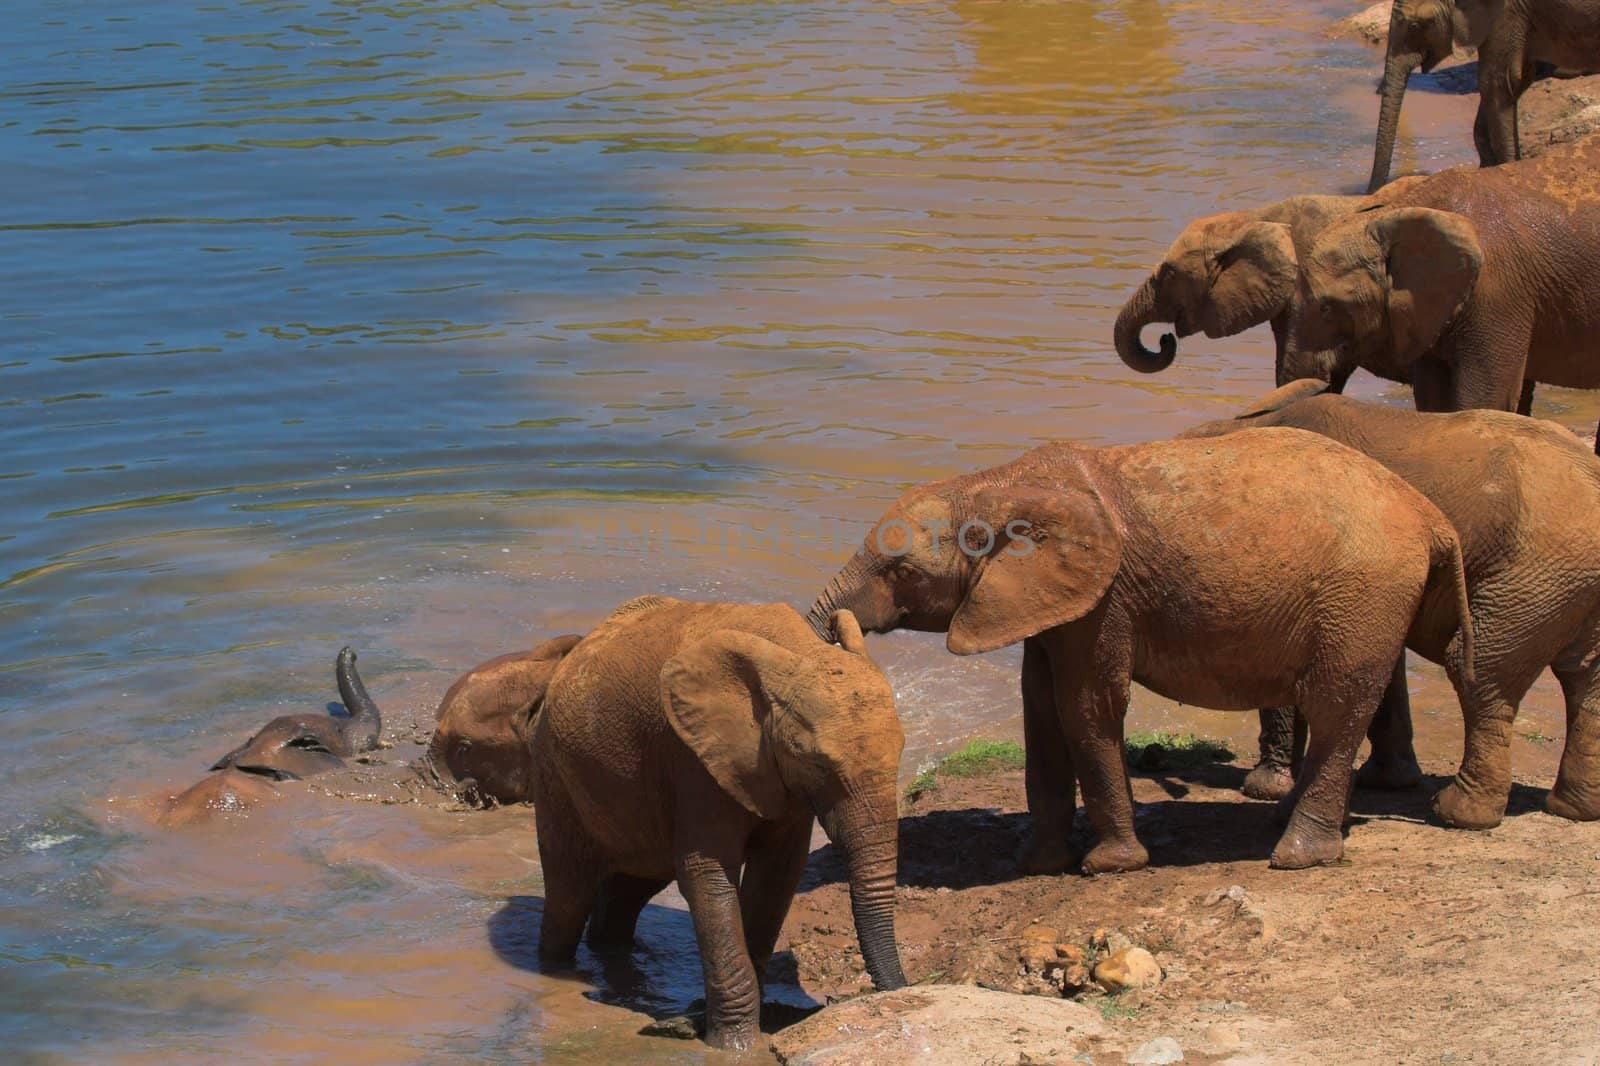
1280,136,1600,449
1368,0,1600,192
159,767,285,826
408,634,584,807
210,647,382,780
530,596,906,1051
807,432,1473,874
1181,380,1600,827
1114,178,1426,378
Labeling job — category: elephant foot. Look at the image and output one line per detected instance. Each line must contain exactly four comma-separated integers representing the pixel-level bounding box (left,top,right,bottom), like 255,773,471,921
1080,837,1148,875
1545,783,1600,822
1353,749,1423,791
1016,830,1078,876
1268,827,1344,870
1241,762,1296,802
703,1021,761,1052
1432,780,1506,830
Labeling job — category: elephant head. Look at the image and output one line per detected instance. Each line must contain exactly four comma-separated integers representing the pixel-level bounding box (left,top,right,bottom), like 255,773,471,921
1279,206,1482,386
1369,0,1503,191
661,611,907,992
807,447,1123,657
1115,211,1300,373
211,647,383,781
422,634,584,807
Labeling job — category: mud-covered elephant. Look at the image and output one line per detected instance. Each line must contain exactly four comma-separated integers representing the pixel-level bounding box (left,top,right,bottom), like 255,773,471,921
807,433,1473,874
531,597,906,1051
1183,380,1600,826
1114,180,1423,379
408,634,584,806
1368,0,1600,191
1282,137,1600,447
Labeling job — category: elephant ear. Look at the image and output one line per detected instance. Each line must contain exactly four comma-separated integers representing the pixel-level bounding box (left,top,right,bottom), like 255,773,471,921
1200,221,1298,337
1369,207,1482,361
947,465,1123,656
1234,379,1332,420
661,630,799,820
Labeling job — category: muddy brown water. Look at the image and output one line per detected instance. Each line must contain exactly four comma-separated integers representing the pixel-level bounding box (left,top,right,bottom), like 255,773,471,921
0,1,1585,1060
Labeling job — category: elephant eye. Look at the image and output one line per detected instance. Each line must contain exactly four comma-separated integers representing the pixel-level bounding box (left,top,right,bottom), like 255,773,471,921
1320,299,1335,319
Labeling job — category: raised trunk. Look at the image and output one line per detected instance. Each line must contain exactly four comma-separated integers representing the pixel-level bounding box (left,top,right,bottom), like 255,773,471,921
1113,275,1177,374
1369,51,1420,194
335,646,384,752
822,797,906,992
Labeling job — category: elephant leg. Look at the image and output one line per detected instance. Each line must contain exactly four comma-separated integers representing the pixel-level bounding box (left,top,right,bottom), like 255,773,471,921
1019,635,1078,874
677,845,761,1050
1270,667,1391,869
1549,647,1600,821
536,805,605,967
1432,659,1538,830
1410,357,1456,412
1354,656,1422,790
1474,37,1528,165
1047,629,1145,875
1242,708,1299,801
738,817,814,979
1517,379,1535,416
586,874,670,951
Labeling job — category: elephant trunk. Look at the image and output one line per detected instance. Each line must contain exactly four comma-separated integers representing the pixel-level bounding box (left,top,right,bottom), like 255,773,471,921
335,646,383,752
1113,275,1178,374
1369,51,1420,193
807,552,884,642
822,791,906,992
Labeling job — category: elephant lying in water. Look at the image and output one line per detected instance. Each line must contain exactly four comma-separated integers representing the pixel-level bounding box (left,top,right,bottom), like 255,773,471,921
1182,380,1600,827
162,648,382,825
807,431,1473,873
531,597,906,1050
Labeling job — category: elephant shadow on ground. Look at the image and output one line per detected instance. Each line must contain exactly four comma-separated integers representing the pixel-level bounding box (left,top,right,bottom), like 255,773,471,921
487,896,820,1037
1392,60,1565,97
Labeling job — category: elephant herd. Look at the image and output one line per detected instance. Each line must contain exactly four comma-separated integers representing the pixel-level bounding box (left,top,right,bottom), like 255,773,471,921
160,15,1600,1050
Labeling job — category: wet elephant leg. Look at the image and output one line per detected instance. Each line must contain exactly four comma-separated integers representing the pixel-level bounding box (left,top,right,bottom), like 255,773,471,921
586,874,671,951
1354,656,1422,790
1019,635,1078,874
1242,708,1299,801
677,845,761,1050
536,805,605,967
1548,648,1600,821
1433,659,1538,830
737,817,814,980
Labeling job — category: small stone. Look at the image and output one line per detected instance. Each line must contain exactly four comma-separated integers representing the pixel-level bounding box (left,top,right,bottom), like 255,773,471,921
1126,1036,1184,1064
1023,923,1060,943
1021,941,1058,973
1205,1023,1242,1049
1094,947,1162,992
1056,943,1086,964
1060,963,1093,993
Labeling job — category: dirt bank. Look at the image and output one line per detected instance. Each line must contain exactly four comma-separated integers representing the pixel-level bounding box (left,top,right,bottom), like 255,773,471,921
778,748,1600,1064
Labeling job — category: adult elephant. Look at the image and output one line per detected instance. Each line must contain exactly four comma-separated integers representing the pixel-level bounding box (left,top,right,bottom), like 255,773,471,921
1183,380,1600,826
1281,136,1600,448
1114,180,1423,379
531,597,906,1051
1368,0,1600,192
807,433,1473,875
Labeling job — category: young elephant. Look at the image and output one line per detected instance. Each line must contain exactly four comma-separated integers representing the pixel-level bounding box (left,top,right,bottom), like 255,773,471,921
1114,179,1425,378
210,647,382,780
532,597,906,1051
418,634,583,806
1183,380,1600,827
808,432,1473,874
1280,137,1600,448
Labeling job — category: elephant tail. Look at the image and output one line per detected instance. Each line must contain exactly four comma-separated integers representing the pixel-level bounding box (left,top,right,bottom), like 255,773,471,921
336,646,384,752
1430,524,1475,688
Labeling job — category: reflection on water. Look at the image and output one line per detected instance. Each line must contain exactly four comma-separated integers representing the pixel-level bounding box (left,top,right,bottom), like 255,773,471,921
0,0,1581,1059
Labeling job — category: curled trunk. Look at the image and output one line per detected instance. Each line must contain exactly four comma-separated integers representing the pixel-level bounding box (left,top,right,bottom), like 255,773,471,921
1369,52,1420,193
808,553,872,643
823,797,906,992
335,646,383,752
1113,275,1177,374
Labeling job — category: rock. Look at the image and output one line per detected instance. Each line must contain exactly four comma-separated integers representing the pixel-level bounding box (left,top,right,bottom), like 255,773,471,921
1021,923,1060,943
1060,963,1093,994
771,985,1109,1066
1091,927,1134,955
1204,885,1275,951
1126,1037,1184,1064
1056,943,1086,964
1520,75,1600,155
1330,1,1390,46
1205,1023,1242,1049
1094,946,1162,993
1020,940,1058,973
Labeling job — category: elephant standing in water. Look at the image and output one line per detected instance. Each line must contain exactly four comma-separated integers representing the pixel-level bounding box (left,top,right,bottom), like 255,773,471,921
1183,381,1600,827
1114,180,1423,380
531,597,906,1051
808,433,1472,875
1367,0,1600,191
